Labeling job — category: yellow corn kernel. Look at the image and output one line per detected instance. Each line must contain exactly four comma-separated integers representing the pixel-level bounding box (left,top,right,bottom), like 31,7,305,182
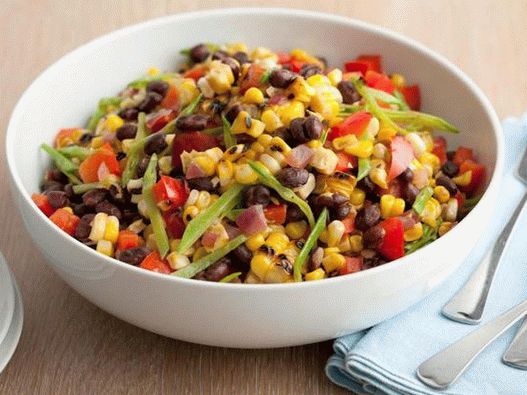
287,78,315,103
344,140,374,159
147,67,160,76
61,207,73,214
369,168,388,189
349,235,363,253
372,143,388,160
192,246,209,261
380,194,405,218
406,133,426,156
261,109,283,132
377,124,397,141
290,48,322,65
244,270,262,284
443,198,459,222
246,118,266,138
226,42,248,54
196,191,212,210
266,232,290,254
193,155,216,177
251,254,273,280
127,218,145,236
257,133,273,148
89,212,108,242
305,268,326,281
231,111,251,134
96,240,114,257
223,144,245,161
158,156,173,175
285,221,308,240
336,235,352,252
166,252,190,270
217,160,234,187
90,136,105,149
419,152,441,172
327,220,346,247
332,134,358,151
205,147,223,163
438,221,454,236
244,87,265,104
259,153,281,174
182,205,199,224
319,229,328,244
169,239,180,253
453,171,472,187
276,100,305,126
404,222,424,242
235,163,258,184
178,78,200,106
390,73,406,89
434,186,450,203
55,128,83,148
306,74,330,87
310,147,338,175
307,139,322,149
207,61,234,94
350,188,366,206
103,114,124,133
103,215,120,243
421,198,441,227
246,233,266,251
310,95,340,122
264,263,293,283
327,69,343,86
269,137,291,155
322,253,346,273
250,141,266,154
324,247,341,256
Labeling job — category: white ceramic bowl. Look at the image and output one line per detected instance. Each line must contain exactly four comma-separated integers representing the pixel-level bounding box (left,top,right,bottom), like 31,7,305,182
6,8,503,348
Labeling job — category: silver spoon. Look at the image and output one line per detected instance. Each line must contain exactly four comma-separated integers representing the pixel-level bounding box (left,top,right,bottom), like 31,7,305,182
442,145,527,324
417,299,527,389
503,317,527,369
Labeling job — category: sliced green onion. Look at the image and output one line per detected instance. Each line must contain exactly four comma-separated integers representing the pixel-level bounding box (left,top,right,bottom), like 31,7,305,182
179,94,203,117
87,97,122,131
58,146,91,160
248,160,315,228
364,87,406,108
221,115,236,148
293,208,328,282
405,224,438,254
383,110,458,133
393,90,410,111
219,272,242,283
40,144,81,184
121,112,147,186
201,126,224,136
72,182,103,194
225,208,244,221
176,183,244,254
412,186,434,215
464,195,482,210
173,235,247,279
320,128,329,145
356,131,372,182
260,70,271,84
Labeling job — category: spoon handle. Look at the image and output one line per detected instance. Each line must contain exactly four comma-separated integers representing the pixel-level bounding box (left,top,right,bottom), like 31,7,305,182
442,191,527,324
417,299,527,389
503,316,527,369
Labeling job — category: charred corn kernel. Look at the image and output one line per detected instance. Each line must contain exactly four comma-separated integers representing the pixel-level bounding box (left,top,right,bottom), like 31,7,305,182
183,205,199,224
246,118,265,138
287,78,315,103
258,134,273,147
419,152,441,172
295,173,316,200
121,138,135,153
404,223,423,242
147,67,160,76
311,147,338,175
96,240,114,257
266,232,290,254
333,134,358,151
231,111,251,134
251,254,273,280
166,252,190,270
194,155,216,177
217,160,234,187
319,229,329,244
246,233,266,251
439,221,455,236
207,61,234,94
305,268,326,281
285,221,308,240
453,171,472,187
261,109,283,132
259,153,281,174
310,95,340,122
158,156,173,175
205,147,223,163
434,186,450,203
373,143,388,159
244,87,264,104
350,188,366,206
245,270,262,284
369,167,388,189
276,100,305,126
325,176,356,197
235,163,258,184
89,212,108,242
443,198,459,222
349,235,363,253
327,68,343,86
251,142,266,154
377,124,397,140
191,247,208,262
322,253,346,273
421,198,442,227
103,215,120,243
405,133,426,156
223,144,245,161
270,137,291,155
390,73,406,89
90,136,105,149
344,140,374,158
264,262,293,283
380,194,405,218
196,191,211,210
185,189,199,208
103,114,124,133
327,220,346,247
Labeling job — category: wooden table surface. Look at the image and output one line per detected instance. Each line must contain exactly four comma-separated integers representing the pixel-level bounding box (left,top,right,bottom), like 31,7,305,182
1,1,526,394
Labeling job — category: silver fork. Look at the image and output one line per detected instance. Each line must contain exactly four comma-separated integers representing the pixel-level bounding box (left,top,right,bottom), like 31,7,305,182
442,144,527,324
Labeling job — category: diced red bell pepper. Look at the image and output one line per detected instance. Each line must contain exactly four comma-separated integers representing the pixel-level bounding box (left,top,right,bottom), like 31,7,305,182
432,137,448,165
79,145,121,183
263,204,287,225
339,256,364,276
54,128,81,148
171,131,219,170
183,66,206,81
341,214,356,234
152,176,188,209
139,251,171,274
399,85,421,111
459,159,486,194
344,61,369,75
239,63,266,94
454,191,465,208
328,111,372,141
49,208,80,236
117,230,141,251
160,85,180,112
163,210,186,239
335,152,357,172
452,146,474,167
32,193,55,217
388,136,415,180
377,217,405,261
277,52,292,64
365,70,395,94
146,109,176,133
356,55,382,73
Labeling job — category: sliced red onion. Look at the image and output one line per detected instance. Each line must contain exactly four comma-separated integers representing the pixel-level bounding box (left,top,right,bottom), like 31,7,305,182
185,163,206,180
286,145,314,169
268,94,288,106
224,222,242,239
97,162,110,181
201,231,219,249
399,211,419,230
236,205,267,235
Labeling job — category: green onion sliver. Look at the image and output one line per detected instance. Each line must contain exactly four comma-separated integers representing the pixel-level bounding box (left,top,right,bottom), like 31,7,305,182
40,144,81,184
87,97,122,131
58,145,91,160
219,272,242,283
221,115,236,148
412,186,434,215
72,182,103,194
356,131,372,182
383,110,459,133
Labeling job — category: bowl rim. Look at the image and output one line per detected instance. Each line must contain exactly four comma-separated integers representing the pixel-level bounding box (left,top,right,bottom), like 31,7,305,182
6,7,504,290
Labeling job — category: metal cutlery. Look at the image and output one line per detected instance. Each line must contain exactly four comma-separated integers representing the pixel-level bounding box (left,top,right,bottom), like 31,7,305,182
442,145,527,324
503,317,527,369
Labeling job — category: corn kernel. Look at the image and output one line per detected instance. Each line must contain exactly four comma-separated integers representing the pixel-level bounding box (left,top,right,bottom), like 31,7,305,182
319,229,328,244
285,221,308,240
193,155,216,177
344,140,374,158
310,147,338,175
372,143,388,159
270,137,291,155
305,268,326,281
166,252,190,270
380,194,405,218
235,163,258,184
158,156,173,175
244,87,265,104
251,254,273,280
259,153,281,174
231,111,251,134
453,171,472,187
246,233,266,251
217,160,234,187
251,142,266,154
405,133,426,156
103,114,124,133
246,118,266,138
276,100,305,126
147,67,160,76
332,134,358,151
90,136,105,149
350,188,366,206
182,205,199,224
322,253,346,273
266,232,290,254
258,133,273,147
369,168,388,189
96,240,114,257
207,61,234,94
443,198,459,222
192,247,208,261
434,186,450,203
287,78,315,103
310,95,340,122
419,152,441,172
349,235,363,253
103,215,120,243
327,220,346,247
261,109,283,132
327,69,343,86
196,191,211,210
244,270,262,284
438,221,455,236
404,222,423,242
89,212,108,242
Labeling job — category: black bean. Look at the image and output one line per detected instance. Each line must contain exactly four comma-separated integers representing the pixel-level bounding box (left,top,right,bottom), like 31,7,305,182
109,185,130,205
231,244,252,267
212,50,229,61
358,177,376,194
398,168,414,183
48,169,68,183
441,161,459,178
269,69,297,89
337,80,361,104
95,200,122,220
286,204,304,222
363,225,386,249
223,58,241,81
272,126,294,146
79,132,94,144
116,247,151,266
332,193,349,207
289,118,309,143
116,123,137,141
144,133,168,155
138,92,163,113
75,214,95,240
136,156,150,178
176,114,209,131
314,194,335,208
118,108,139,121
224,104,243,123
244,185,271,207
116,152,126,161
203,257,232,282
64,184,76,200
190,44,210,63
72,203,89,217
276,167,309,188
46,190,68,209
299,64,322,78
333,204,351,220
403,183,420,206
447,150,455,161
146,80,169,96
436,175,458,195
233,51,250,65
355,204,381,231
82,189,107,208
304,116,323,140
42,180,64,193
187,176,216,192
308,247,324,272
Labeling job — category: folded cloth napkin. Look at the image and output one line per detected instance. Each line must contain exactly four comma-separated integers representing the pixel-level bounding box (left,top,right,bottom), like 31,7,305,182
326,114,527,395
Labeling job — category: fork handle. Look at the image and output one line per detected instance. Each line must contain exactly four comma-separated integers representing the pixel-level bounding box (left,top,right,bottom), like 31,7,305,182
442,190,527,324
503,316,527,369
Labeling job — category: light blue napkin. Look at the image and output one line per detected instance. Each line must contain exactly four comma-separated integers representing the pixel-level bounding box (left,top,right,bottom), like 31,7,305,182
326,114,527,395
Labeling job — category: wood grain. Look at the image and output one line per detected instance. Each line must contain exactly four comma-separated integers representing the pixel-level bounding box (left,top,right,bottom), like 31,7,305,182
0,1,526,394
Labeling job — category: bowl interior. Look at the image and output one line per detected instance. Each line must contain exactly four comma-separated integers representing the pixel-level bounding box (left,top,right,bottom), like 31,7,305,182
7,9,499,239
